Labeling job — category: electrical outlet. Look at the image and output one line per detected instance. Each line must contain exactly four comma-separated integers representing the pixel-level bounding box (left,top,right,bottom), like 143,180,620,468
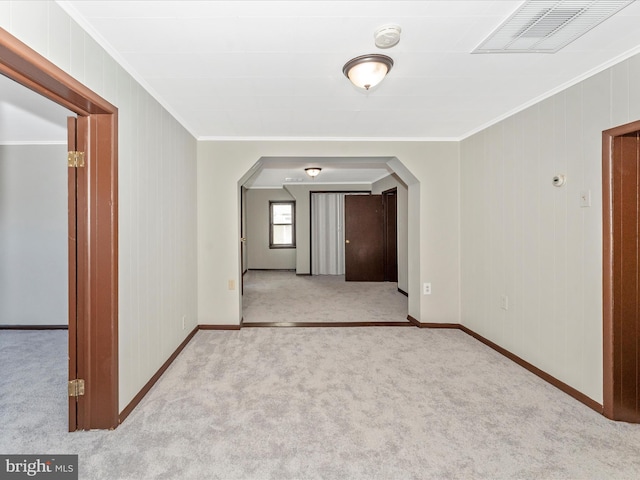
423,283,431,295
501,295,509,311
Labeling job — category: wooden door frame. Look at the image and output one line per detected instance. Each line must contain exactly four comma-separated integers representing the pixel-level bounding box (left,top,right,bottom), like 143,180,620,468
0,28,119,430
602,119,640,421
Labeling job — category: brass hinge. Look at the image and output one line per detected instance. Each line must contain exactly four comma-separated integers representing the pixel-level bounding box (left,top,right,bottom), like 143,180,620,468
68,379,85,397
67,151,85,168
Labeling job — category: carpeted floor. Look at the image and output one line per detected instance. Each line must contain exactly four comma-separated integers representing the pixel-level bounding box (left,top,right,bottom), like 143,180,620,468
2,327,640,479
242,270,409,324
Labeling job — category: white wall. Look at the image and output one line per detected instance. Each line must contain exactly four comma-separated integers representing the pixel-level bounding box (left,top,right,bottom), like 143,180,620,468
284,183,371,274
197,140,460,326
246,188,296,270
1,1,199,411
460,51,640,404
372,173,409,293
0,144,68,325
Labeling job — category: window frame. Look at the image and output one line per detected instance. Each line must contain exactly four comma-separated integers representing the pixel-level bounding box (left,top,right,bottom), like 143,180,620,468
269,200,296,249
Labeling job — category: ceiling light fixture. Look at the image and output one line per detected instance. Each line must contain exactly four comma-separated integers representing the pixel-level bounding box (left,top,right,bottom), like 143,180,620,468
342,54,394,91
305,167,322,178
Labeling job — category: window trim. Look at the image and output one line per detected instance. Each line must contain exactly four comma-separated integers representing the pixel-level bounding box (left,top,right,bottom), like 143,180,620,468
269,200,296,249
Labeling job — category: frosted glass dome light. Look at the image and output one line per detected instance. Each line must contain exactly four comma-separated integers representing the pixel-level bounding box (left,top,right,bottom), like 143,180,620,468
342,54,394,91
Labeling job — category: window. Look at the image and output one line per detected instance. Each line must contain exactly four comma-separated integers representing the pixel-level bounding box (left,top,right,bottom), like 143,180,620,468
270,201,295,248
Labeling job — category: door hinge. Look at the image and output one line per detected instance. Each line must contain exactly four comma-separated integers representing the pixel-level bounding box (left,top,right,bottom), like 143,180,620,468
68,379,85,397
67,151,85,168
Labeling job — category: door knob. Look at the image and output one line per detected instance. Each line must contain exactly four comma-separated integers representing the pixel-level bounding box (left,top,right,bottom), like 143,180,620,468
345,239,350,244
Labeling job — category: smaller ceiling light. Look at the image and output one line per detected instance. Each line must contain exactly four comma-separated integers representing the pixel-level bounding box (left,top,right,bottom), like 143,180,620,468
305,167,322,178
342,54,394,90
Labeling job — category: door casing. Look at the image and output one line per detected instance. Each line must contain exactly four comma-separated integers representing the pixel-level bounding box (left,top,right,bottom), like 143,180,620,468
603,119,640,423
0,28,119,430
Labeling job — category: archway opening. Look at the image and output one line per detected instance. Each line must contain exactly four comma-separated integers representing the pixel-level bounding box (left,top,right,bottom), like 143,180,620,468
238,155,420,325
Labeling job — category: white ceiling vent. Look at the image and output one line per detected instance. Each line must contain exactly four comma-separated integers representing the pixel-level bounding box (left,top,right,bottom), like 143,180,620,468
473,0,633,53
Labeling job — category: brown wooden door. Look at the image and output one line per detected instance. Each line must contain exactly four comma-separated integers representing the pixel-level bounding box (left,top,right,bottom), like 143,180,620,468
383,189,398,282
344,195,384,281
608,130,640,422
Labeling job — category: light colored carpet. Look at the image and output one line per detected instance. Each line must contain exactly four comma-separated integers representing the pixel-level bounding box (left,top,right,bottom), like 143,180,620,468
2,328,640,479
0,330,69,441
242,270,409,323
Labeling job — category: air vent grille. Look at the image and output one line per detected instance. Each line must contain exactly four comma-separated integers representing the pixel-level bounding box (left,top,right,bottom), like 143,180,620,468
473,0,633,53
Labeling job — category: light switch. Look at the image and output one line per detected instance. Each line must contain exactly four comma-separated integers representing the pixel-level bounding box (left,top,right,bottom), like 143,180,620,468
580,190,591,208
501,295,509,311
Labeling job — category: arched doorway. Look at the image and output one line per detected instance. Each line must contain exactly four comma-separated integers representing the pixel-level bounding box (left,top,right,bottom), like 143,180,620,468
238,155,419,326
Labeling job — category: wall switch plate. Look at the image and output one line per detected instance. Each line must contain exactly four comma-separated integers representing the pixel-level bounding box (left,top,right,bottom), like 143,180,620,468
423,283,431,295
182,315,186,330
580,190,591,207
228,279,235,290
501,295,509,310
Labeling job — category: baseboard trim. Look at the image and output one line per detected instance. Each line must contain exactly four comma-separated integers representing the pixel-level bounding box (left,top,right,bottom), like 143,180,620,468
406,317,602,414
248,268,296,272
422,322,460,328
243,321,414,328
0,325,68,330
407,315,604,414
406,316,459,329
119,325,199,424
398,288,408,297
199,324,242,330
457,325,604,414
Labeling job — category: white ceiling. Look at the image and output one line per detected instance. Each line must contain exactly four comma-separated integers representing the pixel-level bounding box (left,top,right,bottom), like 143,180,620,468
4,1,640,187
243,157,395,189
59,0,640,141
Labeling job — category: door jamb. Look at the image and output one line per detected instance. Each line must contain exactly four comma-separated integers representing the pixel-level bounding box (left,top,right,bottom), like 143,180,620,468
602,119,640,420
382,187,398,283
0,28,119,430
